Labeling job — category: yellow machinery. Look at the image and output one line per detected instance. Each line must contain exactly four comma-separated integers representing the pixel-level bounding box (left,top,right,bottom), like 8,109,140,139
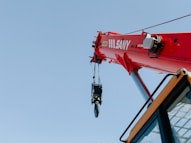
120,68,191,143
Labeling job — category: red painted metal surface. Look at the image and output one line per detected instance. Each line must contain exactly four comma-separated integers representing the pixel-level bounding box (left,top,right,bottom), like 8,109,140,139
91,31,191,73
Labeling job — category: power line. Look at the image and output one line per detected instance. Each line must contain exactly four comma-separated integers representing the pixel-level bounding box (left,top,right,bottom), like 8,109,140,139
127,13,191,34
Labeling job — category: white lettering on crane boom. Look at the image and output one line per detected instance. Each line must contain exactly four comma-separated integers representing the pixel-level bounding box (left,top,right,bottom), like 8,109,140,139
108,39,131,50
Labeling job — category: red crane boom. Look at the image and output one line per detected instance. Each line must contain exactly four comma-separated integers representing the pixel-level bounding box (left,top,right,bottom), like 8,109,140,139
90,31,191,118
91,31,191,73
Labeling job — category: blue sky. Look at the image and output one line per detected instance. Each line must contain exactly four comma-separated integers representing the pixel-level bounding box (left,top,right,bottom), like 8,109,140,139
0,0,190,143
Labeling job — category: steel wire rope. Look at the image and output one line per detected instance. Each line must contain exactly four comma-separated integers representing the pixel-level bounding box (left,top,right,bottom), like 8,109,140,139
93,63,96,83
93,63,101,84
98,64,101,84
126,13,191,34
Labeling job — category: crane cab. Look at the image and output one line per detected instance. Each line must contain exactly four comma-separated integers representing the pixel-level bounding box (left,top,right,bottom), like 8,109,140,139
123,69,191,143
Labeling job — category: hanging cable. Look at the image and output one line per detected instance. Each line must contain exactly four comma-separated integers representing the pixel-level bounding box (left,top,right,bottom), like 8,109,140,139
93,63,96,84
93,63,101,84
126,13,191,34
98,64,101,84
